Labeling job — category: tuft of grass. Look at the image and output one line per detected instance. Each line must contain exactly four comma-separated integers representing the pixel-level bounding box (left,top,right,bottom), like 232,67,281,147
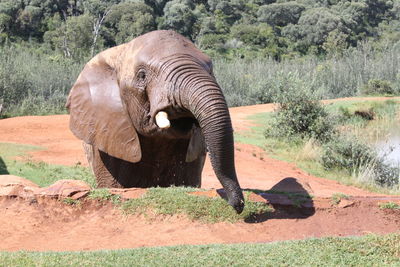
62,197,81,206
88,189,121,204
121,187,272,223
379,202,400,210
1,234,400,266
331,193,350,205
295,138,322,162
0,142,96,187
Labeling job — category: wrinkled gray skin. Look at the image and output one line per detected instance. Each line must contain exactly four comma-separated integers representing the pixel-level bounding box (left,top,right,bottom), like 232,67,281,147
67,30,244,213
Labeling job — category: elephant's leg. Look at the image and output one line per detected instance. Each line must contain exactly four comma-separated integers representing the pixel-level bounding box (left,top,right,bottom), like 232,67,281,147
182,154,205,187
82,142,94,174
90,145,125,188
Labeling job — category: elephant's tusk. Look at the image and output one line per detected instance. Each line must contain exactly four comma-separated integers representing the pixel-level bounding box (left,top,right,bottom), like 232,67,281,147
155,111,171,129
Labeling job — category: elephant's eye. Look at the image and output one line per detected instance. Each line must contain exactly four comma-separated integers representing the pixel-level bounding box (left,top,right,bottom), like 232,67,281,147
136,69,147,91
137,69,146,82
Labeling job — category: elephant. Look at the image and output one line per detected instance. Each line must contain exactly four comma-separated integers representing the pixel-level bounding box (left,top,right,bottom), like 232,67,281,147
66,30,244,213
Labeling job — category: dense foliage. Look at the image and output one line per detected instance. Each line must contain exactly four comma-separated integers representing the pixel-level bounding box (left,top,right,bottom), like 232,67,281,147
1,0,399,60
0,0,399,116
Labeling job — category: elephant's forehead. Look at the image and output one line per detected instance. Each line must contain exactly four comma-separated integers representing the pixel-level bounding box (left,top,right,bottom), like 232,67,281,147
130,31,211,68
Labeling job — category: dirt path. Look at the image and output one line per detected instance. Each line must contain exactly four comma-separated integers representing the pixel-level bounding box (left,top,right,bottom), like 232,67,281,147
0,97,399,251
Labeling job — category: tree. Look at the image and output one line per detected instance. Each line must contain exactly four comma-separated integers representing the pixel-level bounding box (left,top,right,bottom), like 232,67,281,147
105,2,156,45
44,13,95,59
158,0,197,39
208,0,245,25
144,0,169,16
282,7,347,53
322,29,348,56
257,2,305,27
333,1,368,43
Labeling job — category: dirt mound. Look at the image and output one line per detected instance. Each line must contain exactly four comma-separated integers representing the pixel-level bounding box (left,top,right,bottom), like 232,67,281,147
0,195,399,252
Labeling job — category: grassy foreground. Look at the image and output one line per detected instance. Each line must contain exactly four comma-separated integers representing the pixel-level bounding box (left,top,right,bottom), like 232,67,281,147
120,187,271,223
1,234,399,266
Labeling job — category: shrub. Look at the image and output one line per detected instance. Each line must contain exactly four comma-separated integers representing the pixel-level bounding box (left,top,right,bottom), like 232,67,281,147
0,45,83,117
321,135,399,188
265,76,334,142
361,79,396,95
321,135,376,171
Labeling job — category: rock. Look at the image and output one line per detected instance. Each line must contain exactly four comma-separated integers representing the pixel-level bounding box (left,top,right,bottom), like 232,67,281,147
0,175,38,198
36,179,91,198
0,175,39,188
0,185,23,197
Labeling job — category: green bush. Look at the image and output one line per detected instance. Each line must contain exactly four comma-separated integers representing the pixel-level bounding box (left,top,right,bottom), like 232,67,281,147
361,79,396,95
265,76,334,142
321,135,399,188
321,135,376,171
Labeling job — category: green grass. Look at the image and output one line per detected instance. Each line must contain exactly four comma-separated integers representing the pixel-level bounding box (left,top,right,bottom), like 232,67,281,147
331,193,350,205
379,202,400,210
62,197,81,206
0,142,95,187
121,187,272,223
234,99,400,194
88,188,121,204
1,234,399,266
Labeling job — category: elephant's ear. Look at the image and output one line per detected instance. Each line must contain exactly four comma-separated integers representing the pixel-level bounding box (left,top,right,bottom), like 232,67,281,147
66,49,142,163
186,127,206,162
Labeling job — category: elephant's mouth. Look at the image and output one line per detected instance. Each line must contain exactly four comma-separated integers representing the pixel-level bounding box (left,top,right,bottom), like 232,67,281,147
170,117,198,134
153,109,198,138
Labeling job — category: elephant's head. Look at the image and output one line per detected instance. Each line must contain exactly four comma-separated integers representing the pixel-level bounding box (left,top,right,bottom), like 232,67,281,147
66,30,244,213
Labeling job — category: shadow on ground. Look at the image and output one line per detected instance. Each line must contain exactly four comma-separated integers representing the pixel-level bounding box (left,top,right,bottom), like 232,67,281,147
219,177,315,224
0,157,8,174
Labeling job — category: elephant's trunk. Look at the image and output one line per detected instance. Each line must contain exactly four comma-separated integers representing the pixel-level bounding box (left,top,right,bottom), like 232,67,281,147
179,73,245,213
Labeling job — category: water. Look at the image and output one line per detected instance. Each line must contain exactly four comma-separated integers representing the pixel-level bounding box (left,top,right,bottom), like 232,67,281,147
375,126,400,167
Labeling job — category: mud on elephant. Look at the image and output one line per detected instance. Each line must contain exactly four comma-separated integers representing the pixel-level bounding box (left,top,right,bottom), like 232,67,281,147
66,30,244,213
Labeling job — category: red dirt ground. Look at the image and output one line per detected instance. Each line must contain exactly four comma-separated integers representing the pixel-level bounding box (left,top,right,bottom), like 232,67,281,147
0,97,399,251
